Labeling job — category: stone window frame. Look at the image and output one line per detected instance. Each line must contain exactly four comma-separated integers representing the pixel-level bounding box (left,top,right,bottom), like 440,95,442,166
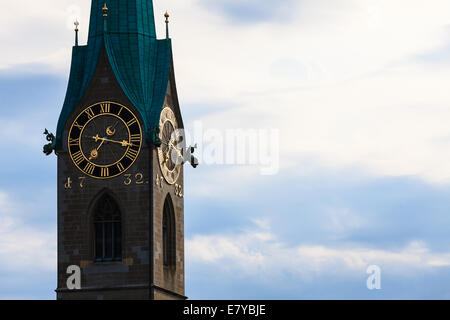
162,194,176,267
93,193,123,263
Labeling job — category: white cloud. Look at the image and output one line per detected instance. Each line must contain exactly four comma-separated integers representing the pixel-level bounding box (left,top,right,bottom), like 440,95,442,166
187,220,450,281
324,206,366,235
0,191,56,272
171,0,450,184
0,0,90,72
0,117,47,151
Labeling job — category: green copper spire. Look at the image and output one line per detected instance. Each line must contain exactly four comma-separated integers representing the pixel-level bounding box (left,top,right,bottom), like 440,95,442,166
55,0,172,149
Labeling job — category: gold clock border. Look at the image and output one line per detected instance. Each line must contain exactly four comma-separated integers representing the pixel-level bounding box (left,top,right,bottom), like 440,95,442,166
67,101,143,180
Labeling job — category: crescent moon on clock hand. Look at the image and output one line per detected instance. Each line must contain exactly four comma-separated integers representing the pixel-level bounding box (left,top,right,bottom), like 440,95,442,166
106,124,117,136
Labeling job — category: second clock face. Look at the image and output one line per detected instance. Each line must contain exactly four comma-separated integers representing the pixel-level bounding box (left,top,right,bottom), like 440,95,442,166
157,106,182,185
68,101,143,179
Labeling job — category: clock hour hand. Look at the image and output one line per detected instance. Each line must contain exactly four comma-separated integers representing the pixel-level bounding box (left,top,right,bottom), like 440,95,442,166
89,136,106,160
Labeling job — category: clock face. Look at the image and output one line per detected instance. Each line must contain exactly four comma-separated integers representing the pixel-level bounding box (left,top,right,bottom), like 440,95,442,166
68,101,143,179
157,106,182,185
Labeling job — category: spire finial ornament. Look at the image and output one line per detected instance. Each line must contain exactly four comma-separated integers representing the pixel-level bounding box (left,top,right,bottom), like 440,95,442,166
103,3,108,18
165,11,170,23
74,20,79,47
103,3,108,33
164,11,170,39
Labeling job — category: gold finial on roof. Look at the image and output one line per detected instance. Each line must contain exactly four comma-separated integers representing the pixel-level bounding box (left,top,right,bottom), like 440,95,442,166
165,11,170,39
74,20,80,46
103,3,108,17
165,11,170,24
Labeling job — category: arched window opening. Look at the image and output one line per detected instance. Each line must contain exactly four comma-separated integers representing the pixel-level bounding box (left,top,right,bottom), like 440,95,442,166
163,195,176,267
94,194,122,262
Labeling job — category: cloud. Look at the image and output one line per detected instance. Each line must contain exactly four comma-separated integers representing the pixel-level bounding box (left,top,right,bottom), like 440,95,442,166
185,165,450,255
0,191,56,272
0,0,90,72
187,219,450,281
185,214,450,299
169,0,450,184
198,0,299,24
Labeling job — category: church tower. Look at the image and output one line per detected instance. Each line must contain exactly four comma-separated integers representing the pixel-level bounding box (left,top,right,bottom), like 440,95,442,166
44,0,195,300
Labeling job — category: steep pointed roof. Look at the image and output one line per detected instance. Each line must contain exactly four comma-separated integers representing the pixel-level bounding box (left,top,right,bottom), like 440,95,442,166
56,0,172,149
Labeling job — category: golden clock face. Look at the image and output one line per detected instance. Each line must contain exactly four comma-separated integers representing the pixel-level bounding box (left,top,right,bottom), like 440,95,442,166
157,106,182,185
68,101,143,179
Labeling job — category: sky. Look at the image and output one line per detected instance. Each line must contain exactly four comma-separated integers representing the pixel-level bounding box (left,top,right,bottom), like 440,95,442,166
1,0,450,299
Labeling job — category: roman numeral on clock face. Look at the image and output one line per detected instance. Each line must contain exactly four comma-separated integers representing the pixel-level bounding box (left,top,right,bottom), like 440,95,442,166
117,162,125,172
69,138,79,146
100,103,110,113
130,134,141,143
127,118,137,127
73,122,83,130
125,148,139,161
101,167,109,177
72,151,84,165
84,162,95,175
84,108,95,119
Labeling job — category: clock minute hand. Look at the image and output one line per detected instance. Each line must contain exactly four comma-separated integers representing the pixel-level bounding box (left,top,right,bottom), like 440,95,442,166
111,120,120,130
93,134,133,147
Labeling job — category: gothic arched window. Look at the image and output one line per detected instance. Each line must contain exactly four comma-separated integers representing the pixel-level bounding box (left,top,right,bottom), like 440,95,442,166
163,195,176,267
94,194,122,262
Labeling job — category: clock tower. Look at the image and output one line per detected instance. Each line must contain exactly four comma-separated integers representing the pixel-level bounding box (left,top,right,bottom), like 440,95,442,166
44,0,196,300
